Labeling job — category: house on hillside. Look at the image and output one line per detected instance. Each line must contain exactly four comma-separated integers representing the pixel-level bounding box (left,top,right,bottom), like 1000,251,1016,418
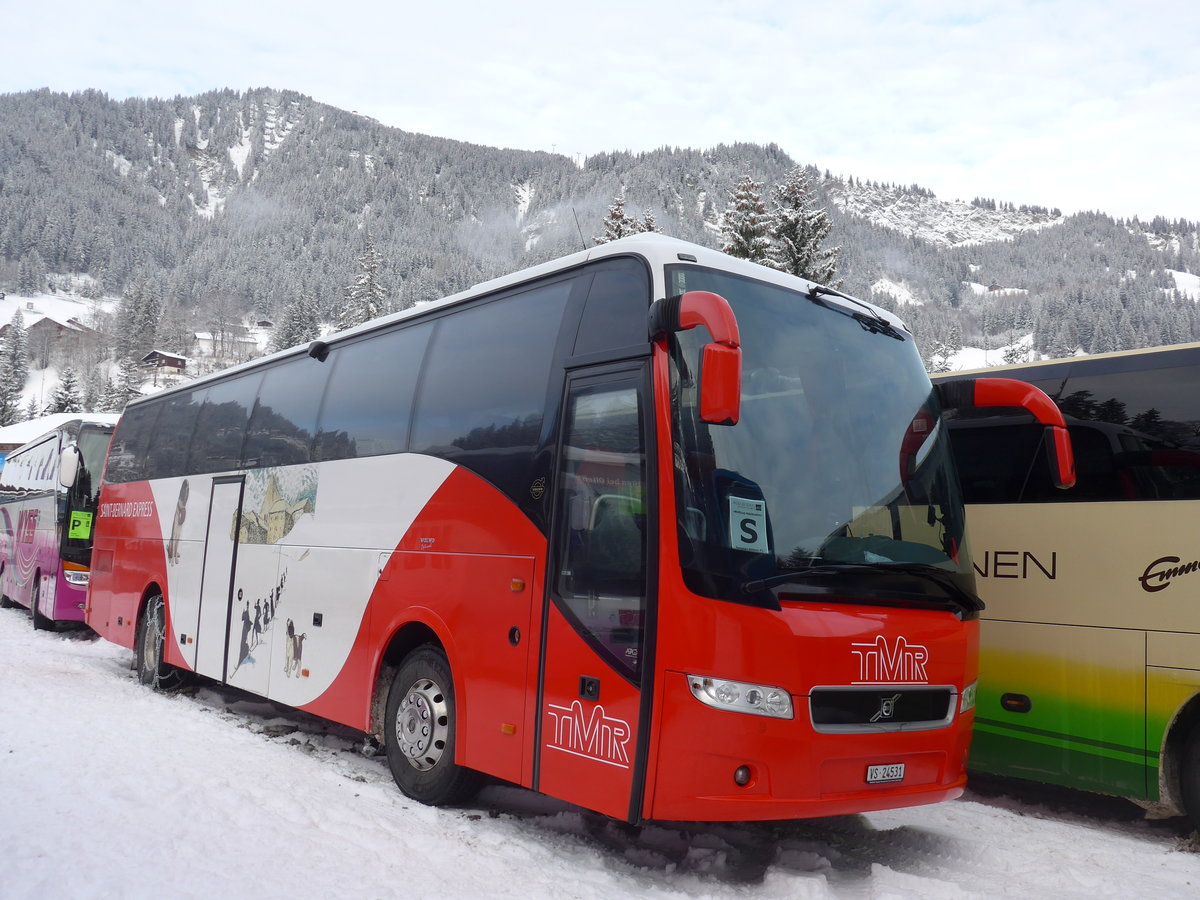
0,313,100,368
140,349,189,385
192,324,259,362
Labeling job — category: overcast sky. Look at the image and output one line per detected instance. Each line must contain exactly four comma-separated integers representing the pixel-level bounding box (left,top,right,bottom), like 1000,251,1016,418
4,1,1197,222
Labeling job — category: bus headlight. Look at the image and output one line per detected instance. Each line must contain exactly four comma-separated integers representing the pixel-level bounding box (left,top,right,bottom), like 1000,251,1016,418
687,675,794,719
959,681,978,714
63,570,90,586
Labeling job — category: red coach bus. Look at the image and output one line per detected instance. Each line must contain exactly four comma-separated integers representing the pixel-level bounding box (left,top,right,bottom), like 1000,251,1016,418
87,234,1071,823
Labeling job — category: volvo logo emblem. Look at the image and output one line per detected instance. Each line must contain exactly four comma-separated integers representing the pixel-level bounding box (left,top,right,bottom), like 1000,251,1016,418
870,693,902,723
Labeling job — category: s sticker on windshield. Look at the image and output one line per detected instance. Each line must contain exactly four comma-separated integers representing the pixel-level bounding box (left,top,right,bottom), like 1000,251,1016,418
729,497,769,553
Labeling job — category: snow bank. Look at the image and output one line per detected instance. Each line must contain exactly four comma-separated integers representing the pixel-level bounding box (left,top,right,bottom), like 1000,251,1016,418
1,609,1196,898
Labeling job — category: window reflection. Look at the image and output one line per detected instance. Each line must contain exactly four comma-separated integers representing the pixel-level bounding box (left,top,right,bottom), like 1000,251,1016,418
556,383,646,681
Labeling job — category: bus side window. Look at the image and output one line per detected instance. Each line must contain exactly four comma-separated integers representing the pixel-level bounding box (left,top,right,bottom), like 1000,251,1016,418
186,374,262,475
411,280,571,497
312,322,431,462
572,260,651,357
244,357,327,468
146,391,203,481
104,402,162,484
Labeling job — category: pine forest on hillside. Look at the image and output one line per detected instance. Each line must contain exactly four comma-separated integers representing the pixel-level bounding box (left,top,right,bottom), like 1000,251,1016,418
1,86,1199,421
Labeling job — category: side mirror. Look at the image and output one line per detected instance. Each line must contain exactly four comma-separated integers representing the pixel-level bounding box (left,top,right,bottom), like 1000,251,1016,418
935,377,1076,490
59,445,81,489
649,290,742,425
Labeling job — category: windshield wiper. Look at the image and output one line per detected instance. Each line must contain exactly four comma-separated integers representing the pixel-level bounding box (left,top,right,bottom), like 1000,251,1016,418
742,562,983,614
807,285,906,341
742,565,859,593
879,562,984,613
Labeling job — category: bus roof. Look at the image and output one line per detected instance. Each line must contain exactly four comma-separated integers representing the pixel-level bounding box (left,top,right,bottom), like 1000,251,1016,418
936,340,1200,380
0,413,120,454
126,233,906,408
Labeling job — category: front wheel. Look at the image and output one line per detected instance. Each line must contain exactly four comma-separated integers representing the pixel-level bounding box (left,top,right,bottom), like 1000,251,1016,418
30,578,54,631
135,594,185,690
384,645,480,806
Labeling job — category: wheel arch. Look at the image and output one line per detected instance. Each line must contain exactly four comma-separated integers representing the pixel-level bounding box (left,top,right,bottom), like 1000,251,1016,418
368,620,450,744
135,581,167,630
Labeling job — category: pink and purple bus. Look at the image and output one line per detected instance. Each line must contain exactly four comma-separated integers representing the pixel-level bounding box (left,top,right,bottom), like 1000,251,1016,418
0,415,118,629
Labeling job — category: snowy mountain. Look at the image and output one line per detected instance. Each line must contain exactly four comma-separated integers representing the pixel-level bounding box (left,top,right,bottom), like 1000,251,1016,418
1,86,1199,388
828,180,1063,248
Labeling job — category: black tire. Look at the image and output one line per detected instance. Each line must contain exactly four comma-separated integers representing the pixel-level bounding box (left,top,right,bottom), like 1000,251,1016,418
30,578,54,631
0,595,15,609
1182,724,1200,832
134,594,184,690
384,645,480,806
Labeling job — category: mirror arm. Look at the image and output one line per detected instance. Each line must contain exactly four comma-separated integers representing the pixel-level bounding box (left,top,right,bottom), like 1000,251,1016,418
649,291,742,427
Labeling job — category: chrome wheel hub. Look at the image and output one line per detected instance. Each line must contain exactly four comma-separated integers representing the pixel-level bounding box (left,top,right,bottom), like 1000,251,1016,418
396,677,448,771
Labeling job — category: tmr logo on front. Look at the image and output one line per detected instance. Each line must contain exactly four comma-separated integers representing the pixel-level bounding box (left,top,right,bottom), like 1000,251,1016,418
544,700,631,769
851,635,930,684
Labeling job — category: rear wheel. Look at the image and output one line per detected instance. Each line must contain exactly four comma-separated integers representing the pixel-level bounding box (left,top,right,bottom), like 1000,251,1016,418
384,645,480,806
135,593,184,690
1181,724,1200,832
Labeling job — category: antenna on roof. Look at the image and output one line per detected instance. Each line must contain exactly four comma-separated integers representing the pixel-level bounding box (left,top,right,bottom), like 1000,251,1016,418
571,208,588,251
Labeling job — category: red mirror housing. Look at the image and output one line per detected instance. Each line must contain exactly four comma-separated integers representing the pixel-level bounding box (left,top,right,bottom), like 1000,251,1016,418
649,290,742,426
936,376,1077,490
699,343,742,426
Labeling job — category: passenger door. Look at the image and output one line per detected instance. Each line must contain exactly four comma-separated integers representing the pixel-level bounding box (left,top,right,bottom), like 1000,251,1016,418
193,476,246,683
536,366,654,822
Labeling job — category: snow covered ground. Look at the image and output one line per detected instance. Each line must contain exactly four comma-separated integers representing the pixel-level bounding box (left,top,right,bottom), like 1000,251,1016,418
2,607,1197,899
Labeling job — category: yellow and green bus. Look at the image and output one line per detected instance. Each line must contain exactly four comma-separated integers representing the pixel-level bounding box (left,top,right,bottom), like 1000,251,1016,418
935,342,1200,827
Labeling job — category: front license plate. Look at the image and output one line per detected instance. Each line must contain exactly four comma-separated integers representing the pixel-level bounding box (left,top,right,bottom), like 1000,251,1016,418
866,763,905,784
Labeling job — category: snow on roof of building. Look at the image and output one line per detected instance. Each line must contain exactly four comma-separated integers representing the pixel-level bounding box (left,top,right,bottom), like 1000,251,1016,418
0,413,121,449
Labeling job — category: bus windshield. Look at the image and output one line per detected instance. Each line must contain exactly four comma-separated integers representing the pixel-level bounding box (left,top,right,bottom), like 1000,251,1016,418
60,423,112,566
666,265,970,606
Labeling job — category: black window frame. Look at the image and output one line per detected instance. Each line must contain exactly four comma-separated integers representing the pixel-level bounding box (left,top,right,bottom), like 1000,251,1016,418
102,254,655,497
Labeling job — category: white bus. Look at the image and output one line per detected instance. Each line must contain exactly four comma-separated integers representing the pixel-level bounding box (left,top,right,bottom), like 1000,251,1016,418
935,342,1200,827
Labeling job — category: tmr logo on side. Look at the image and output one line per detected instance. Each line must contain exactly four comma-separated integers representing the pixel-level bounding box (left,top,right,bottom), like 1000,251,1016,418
544,701,632,769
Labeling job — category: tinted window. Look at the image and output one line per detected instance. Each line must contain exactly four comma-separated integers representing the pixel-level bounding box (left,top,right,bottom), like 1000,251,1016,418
244,357,327,468
948,358,1200,503
61,425,114,564
555,380,647,682
104,402,161,484
410,280,571,493
146,390,204,480
187,374,261,474
313,322,432,461
572,259,651,356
